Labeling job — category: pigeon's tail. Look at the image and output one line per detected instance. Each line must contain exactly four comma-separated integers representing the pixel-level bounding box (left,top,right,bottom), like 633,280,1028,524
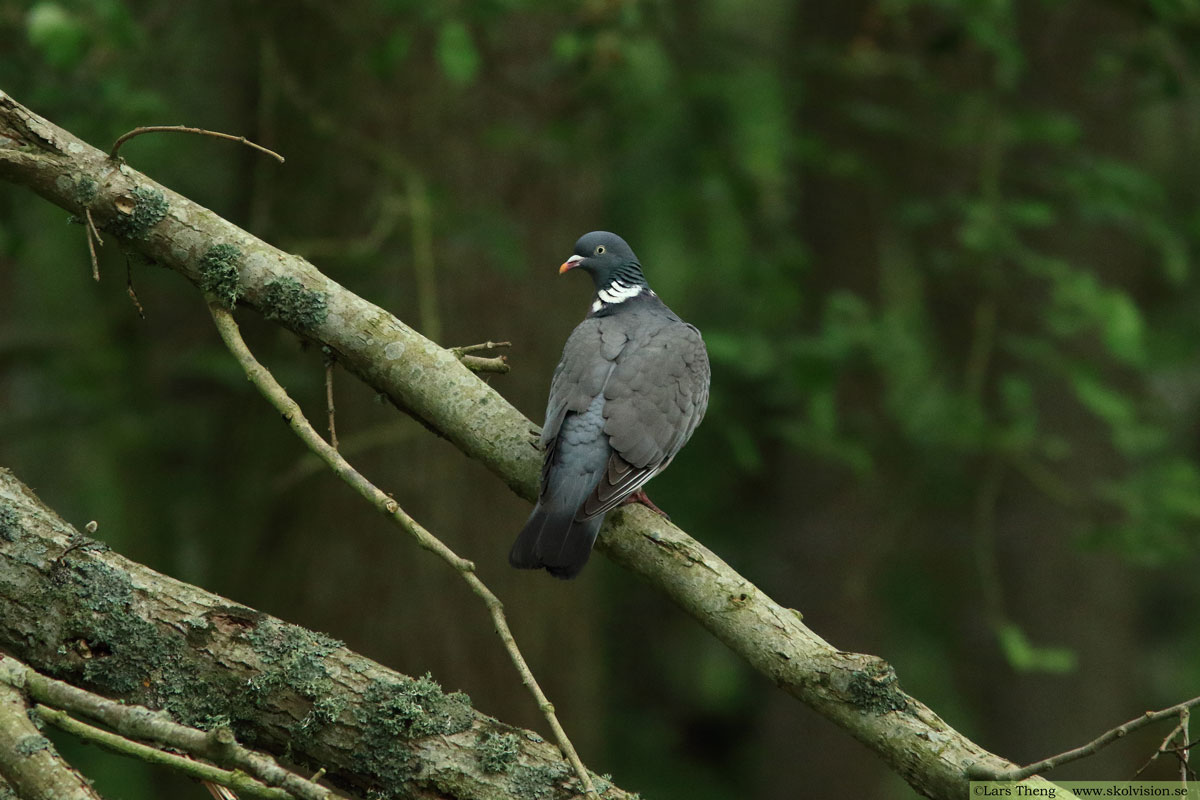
509,503,604,579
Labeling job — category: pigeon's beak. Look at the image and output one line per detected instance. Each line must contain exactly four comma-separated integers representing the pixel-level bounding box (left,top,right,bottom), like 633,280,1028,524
559,254,584,274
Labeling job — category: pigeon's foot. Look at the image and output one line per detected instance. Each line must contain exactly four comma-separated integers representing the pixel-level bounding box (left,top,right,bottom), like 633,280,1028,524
623,489,671,520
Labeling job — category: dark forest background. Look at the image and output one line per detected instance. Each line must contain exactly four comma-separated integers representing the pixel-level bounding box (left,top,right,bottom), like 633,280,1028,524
2,1,1199,797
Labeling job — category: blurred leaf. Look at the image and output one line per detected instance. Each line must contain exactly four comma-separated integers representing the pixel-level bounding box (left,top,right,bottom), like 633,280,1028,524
619,35,672,100
552,31,582,63
996,623,1077,673
1070,370,1133,428
436,20,480,86
1100,290,1145,364
723,67,790,201
26,3,89,69
1004,199,1056,228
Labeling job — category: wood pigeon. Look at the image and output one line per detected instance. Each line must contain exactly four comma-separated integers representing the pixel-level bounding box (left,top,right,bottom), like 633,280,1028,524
509,232,710,578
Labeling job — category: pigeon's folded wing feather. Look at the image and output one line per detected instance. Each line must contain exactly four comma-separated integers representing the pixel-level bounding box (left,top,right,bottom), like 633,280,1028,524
575,313,709,518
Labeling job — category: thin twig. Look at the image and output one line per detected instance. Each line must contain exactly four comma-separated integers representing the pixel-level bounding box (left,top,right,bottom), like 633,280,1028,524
84,207,102,248
109,126,285,164
1180,707,1191,785
84,209,100,282
324,356,338,451
453,341,511,374
0,654,334,800
991,695,1200,781
206,304,597,797
451,340,512,356
1135,717,1185,777
34,706,290,800
1135,709,1194,781
459,354,509,374
125,255,146,319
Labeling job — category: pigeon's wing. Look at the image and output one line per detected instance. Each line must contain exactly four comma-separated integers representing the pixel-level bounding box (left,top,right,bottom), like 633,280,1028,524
540,318,628,447
511,316,632,578
538,317,628,494
578,315,710,519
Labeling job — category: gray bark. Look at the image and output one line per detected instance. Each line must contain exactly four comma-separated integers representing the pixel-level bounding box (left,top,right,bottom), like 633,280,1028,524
0,468,630,800
0,680,102,800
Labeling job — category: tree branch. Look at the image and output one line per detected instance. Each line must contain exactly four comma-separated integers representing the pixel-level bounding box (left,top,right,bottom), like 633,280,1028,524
453,341,512,374
0,87,1075,799
0,679,101,800
981,695,1200,782
0,467,633,800
206,303,596,797
0,653,337,800
34,704,295,800
109,125,285,163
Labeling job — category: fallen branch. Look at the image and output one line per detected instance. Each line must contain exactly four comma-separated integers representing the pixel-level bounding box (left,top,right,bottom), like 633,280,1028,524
0,467,634,799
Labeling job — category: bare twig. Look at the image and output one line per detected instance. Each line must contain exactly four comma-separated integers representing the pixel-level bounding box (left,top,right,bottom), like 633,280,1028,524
126,255,146,318
989,695,1200,781
206,304,598,797
1135,708,1195,781
83,209,100,282
459,354,510,374
0,681,102,800
35,706,289,800
1183,707,1192,785
324,355,338,450
451,340,512,356
0,654,335,800
453,341,512,374
84,207,102,248
109,125,285,164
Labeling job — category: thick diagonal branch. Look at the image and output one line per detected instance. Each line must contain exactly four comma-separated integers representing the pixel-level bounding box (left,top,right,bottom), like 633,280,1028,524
0,468,633,800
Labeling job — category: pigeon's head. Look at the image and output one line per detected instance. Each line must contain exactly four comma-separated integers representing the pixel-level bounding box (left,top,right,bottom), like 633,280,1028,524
559,231,646,290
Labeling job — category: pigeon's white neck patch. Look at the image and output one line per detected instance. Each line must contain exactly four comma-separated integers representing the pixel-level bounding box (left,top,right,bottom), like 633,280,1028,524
592,280,651,312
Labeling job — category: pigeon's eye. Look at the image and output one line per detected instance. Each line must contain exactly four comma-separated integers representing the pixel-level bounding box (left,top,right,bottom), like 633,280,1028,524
595,245,606,255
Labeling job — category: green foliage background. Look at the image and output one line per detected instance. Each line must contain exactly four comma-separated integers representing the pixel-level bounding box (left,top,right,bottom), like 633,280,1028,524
1,1,1199,797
